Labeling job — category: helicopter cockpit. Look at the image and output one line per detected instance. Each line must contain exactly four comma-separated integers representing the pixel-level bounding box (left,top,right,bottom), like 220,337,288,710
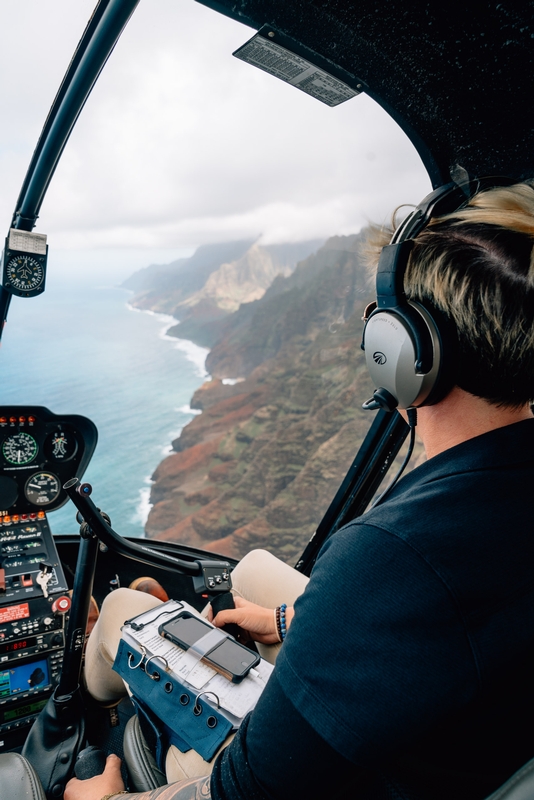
1,2,534,799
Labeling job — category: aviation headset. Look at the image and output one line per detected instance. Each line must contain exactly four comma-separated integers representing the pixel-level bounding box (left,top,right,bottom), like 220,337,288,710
361,178,513,412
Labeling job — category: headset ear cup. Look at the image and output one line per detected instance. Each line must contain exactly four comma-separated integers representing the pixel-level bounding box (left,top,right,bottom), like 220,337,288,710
363,302,454,409
363,307,426,409
418,302,457,406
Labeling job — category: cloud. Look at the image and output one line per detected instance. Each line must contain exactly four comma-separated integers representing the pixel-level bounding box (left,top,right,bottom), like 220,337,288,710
0,0,431,260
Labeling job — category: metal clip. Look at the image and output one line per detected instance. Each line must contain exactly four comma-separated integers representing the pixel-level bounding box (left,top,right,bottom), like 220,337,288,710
145,654,169,681
193,690,220,715
128,645,147,670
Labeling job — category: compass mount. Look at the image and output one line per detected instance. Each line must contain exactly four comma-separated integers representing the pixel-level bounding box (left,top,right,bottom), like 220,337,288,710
2,229,48,298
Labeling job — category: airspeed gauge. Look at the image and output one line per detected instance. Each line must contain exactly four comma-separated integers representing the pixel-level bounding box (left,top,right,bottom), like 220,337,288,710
2,432,38,465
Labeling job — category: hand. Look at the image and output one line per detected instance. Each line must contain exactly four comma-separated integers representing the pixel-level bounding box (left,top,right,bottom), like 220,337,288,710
208,597,293,644
64,753,125,800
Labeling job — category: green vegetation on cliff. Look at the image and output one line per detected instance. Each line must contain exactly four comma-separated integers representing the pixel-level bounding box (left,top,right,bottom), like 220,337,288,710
127,232,418,564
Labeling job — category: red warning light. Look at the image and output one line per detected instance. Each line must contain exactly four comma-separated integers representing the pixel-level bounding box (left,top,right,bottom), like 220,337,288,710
28,416,36,424
18,416,26,424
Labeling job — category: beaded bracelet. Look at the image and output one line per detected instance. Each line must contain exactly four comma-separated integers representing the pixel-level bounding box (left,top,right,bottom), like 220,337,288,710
275,603,288,642
273,607,281,642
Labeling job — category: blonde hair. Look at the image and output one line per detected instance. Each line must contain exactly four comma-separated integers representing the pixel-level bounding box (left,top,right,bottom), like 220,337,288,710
366,183,534,406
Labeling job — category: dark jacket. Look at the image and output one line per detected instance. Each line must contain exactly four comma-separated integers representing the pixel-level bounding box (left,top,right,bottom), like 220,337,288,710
213,419,534,800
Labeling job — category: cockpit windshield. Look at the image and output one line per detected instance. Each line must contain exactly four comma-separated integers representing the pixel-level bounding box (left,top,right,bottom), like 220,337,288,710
1,0,428,561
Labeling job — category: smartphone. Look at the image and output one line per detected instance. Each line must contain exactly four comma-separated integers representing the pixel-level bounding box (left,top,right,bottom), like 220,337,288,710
159,611,260,683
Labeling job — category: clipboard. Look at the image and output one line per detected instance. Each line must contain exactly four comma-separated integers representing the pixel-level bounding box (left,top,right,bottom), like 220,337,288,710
112,599,273,762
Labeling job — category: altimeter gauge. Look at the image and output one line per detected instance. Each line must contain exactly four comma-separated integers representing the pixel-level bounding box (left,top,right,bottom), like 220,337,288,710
2,432,38,465
24,472,61,506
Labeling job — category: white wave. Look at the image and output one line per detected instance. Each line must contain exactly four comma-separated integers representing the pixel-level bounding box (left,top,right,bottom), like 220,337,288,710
222,377,243,385
132,480,153,531
124,302,209,376
159,318,181,338
126,301,177,326
170,338,210,378
161,427,185,455
127,303,143,313
176,405,202,415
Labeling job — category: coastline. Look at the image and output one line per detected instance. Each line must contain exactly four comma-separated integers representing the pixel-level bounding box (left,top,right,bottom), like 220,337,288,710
126,299,211,531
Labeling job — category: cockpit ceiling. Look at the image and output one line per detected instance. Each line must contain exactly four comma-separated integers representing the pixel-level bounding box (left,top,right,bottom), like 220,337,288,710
197,0,534,187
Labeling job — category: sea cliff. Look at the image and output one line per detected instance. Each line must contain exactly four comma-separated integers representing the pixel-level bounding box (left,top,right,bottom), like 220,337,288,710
125,234,401,563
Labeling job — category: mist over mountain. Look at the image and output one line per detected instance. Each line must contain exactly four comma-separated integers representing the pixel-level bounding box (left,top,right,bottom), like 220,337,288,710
122,240,252,307
205,235,370,379
123,239,323,347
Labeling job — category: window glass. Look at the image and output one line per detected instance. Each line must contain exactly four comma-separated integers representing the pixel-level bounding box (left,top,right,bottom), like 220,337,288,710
0,1,428,563
142,235,378,563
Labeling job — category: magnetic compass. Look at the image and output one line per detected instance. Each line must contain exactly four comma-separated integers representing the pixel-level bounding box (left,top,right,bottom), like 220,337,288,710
3,254,46,296
2,230,48,298
2,432,38,465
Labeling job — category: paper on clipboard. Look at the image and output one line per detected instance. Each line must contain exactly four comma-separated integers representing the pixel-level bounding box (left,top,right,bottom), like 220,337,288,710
120,600,273,719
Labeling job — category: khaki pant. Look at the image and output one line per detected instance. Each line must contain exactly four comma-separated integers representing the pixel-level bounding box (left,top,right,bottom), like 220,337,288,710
84,549,308,782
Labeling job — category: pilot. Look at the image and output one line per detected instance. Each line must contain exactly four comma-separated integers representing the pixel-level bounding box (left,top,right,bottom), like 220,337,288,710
66,181,534,800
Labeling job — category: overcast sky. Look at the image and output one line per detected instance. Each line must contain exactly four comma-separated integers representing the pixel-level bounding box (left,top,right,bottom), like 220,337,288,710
0,0,431,280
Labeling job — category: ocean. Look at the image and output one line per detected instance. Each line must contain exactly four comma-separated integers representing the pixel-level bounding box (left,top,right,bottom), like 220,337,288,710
0,271,208,538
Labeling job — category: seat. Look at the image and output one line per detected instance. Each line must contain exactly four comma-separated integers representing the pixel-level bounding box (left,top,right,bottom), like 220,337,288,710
484,757,534,800
123,714,167,792
0,752,47,800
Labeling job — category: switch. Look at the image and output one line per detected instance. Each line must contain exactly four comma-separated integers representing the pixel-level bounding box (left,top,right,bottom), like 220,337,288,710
51,596,71,614
21,574,32,587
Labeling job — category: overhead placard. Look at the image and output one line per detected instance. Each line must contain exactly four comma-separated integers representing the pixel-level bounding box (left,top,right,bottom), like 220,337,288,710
233,33,360,107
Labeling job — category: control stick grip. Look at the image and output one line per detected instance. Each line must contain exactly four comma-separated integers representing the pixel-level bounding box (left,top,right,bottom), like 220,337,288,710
210,591,240,639
74,746,107,779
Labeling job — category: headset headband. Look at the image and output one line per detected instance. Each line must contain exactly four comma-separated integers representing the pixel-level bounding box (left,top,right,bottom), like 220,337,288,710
377,176,516,308
376,182,468,310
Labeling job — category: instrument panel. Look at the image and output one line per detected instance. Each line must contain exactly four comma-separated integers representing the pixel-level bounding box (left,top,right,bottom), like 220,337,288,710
0,407,97,515
0,514,69,750
0,406,97,750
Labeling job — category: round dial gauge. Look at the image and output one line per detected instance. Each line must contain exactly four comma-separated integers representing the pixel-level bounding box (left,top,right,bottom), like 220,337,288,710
5,255,45,293
25,472,61,506
44,429,78,462
2,432,38,465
